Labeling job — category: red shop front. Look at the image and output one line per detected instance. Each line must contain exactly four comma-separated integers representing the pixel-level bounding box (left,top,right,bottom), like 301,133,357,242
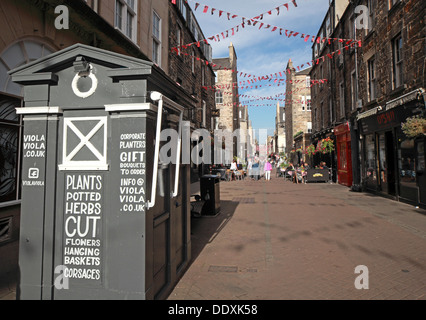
334,122,353,187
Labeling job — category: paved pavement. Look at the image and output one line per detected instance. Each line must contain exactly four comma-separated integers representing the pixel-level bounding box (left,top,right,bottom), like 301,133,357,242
168,172,426,300
2,172,426,300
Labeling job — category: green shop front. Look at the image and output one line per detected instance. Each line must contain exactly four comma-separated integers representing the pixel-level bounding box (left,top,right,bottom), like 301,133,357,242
357,89,425,208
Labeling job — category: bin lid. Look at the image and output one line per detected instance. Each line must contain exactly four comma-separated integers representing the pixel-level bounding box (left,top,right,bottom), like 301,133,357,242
202,174,219,179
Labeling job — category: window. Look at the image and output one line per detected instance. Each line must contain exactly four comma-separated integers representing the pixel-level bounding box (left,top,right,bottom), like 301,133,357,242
351,70,358,110
339,142,347,170
329,99,333,124
191,48,196,74
307,122,312,133
321,102,324,129
152,11,161,66
176,0,187,20
365,134,377,184
305,76,311,88
0,40,54,96
115,0,137,41
337,39,344,66
349,15,355,40
176,26,183,56
215,91,223,104
368,57,377,101
306,97,311,111
326,14,331,37
367,0,376,32
0,216,12,243
392,34,403,89
202,101,206,128
201,64,205,86
0,98,21,204
339,82,345,119
314,108,317,131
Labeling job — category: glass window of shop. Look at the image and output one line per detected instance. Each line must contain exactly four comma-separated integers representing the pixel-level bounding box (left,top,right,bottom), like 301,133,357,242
0,97,21,204
338,141,347,171
398,136,416,187
378,133,387,191
364,134,377,188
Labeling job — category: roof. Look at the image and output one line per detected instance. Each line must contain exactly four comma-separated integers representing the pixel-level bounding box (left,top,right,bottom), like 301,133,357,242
296,66,312,76
212,58,231,70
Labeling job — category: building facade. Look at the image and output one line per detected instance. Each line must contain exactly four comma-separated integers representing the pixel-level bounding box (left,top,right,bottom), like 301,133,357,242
0,0,215,282
309,0,351,183
275,102,286,155
285,59,312,164
213,43,240,161
311,0,426,207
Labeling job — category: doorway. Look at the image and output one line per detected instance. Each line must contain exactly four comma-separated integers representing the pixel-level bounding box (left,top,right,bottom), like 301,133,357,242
378,131,396,196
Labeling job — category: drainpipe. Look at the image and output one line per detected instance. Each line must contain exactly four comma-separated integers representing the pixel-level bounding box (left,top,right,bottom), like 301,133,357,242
351,0,362,191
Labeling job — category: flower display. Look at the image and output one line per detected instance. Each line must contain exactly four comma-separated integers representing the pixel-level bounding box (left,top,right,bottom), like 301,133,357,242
304,144,316,157
401,116,426,138
316,137,334,154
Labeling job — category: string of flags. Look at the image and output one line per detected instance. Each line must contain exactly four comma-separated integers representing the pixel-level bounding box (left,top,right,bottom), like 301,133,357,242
169,0,362,109
170,0,360,56
174,42,355,87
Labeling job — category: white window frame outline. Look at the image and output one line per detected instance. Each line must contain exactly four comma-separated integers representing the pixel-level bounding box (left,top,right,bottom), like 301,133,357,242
202,100,207,128
367,56,377,101
191,47,196,74
392,33,403,89
176,23,183,56
59,117,108,171
306,95,311,111
152,10,162,67
215,90,223,104
367,0,376,33
115,0,138,43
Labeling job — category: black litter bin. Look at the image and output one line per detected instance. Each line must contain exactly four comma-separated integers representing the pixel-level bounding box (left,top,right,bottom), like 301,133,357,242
200,175,220,215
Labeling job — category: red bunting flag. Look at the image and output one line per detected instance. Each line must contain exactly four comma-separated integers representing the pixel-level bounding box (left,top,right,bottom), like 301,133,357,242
172,0,176,4
203,6,208,13
292,0,298,7
195,3,200,11
284,3,289,10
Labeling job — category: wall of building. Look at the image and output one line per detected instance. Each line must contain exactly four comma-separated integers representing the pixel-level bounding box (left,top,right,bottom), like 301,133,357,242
285,60,312,153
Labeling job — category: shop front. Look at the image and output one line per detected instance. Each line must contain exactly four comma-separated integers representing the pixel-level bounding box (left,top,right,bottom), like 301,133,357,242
334,122,352,187
357,89,425,206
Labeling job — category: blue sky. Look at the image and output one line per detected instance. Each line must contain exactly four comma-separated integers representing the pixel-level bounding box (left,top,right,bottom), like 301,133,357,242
192,0,331,135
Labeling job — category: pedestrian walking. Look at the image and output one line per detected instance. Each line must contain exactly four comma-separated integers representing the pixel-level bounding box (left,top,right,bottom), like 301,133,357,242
264,160,272,181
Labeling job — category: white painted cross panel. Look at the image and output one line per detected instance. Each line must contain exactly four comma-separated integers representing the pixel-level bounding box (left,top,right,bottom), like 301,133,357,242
59,117,108,171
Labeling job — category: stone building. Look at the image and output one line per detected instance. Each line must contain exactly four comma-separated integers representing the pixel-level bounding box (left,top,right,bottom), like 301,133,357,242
274,102,286,155
0,0,215,285
311,0,426,207
213,43,240,160
310,0,352,184
285,59,312,164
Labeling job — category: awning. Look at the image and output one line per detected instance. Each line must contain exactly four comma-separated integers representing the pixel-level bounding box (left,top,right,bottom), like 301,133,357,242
385,88,425,111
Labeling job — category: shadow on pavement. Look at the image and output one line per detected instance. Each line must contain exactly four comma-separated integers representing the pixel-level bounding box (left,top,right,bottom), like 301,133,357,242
190,200,239,264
